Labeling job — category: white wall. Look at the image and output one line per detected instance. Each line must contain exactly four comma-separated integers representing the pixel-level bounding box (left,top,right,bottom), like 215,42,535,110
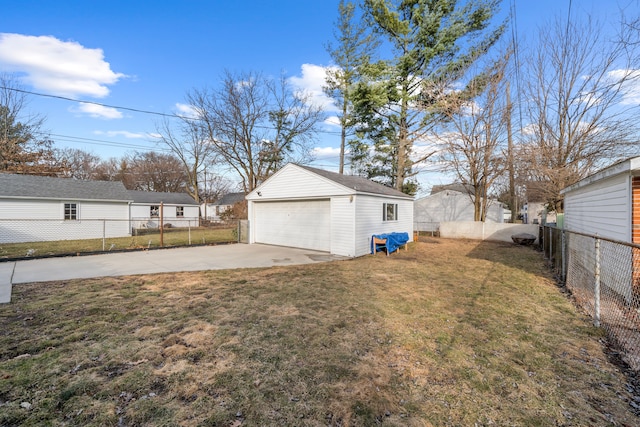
439,221,539,243
563,173,630,242
354,195,414,257
0,199,130,243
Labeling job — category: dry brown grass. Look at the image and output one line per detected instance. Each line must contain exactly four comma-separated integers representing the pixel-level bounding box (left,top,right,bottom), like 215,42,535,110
0,238,637,426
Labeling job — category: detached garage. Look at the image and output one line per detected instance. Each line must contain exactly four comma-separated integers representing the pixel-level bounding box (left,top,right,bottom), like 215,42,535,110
561,156,640,243
246,163,414,257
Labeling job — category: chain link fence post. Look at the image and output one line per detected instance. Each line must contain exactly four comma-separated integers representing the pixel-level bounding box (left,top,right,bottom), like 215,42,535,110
561,229,566,283
594,237,601,327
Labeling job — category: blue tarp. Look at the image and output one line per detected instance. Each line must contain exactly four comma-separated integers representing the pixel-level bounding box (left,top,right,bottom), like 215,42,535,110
371,232,410,255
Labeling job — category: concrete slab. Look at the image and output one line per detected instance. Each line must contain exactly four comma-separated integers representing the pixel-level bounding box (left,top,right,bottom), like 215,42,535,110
0,262,14,303
9,244,348,287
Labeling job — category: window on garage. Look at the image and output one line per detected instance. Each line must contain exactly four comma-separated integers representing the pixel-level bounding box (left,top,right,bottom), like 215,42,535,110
383,203,397,221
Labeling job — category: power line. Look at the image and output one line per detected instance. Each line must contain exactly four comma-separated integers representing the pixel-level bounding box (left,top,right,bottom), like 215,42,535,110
32,131,169,153
1,86,177,118
1,85,345,136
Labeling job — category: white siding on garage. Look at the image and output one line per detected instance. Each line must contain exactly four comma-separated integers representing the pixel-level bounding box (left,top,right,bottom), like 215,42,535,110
564,173,630,241
251,166,350,200
354,196,414,257
330,196,356,257
253,200,331,251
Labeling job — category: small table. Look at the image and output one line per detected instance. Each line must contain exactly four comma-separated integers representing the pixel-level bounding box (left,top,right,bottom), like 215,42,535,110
371,232,410,256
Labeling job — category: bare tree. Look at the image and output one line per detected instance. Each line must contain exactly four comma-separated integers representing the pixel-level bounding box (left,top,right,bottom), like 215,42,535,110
438,55,510,221
188,70,323,193
0,73,58,175
55,148,102,180
522,16,640,212
125,151,189,192
156,115,217,203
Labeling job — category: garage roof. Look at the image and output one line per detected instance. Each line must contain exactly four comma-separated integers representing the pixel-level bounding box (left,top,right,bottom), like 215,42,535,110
297,165,412,198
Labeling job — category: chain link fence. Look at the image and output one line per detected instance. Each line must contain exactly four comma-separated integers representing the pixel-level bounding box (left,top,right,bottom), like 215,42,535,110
540,225,640,372
0,218,240,261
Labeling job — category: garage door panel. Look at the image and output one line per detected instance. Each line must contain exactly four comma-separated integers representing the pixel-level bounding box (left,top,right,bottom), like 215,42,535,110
254,200,330,251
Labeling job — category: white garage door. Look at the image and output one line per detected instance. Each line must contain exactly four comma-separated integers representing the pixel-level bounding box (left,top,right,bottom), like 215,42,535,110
254,199,331,251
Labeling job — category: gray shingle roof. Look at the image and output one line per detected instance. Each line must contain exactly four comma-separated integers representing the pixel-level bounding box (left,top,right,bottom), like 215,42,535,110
0,173,131,201
298,165,413,199
127,190,198,205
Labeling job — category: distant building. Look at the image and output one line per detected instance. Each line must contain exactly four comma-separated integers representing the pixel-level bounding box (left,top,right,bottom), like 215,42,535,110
201,192,246,221
414,189,505,233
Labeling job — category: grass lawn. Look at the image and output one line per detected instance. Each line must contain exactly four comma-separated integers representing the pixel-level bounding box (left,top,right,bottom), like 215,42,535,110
0,226,236,260
0,238,637,426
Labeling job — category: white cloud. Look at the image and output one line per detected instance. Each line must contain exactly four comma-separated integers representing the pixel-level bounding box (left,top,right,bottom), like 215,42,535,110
0,33,125,98
324,115,341,127
94,130,148,139
288,63,338,112
608,69,640,105
312,146,341,160
175,102,198,118
71,102,123,119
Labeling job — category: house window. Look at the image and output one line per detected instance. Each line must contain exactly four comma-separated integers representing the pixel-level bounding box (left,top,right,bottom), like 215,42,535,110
150,205,159,217
64,203,78,220
383,203,398,221
176,206,184,217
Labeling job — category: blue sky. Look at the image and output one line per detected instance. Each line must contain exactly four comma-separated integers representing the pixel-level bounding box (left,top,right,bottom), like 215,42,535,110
0,0,636,194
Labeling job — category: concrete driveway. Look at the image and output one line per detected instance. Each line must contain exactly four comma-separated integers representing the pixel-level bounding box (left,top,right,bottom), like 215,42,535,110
0,244,348,303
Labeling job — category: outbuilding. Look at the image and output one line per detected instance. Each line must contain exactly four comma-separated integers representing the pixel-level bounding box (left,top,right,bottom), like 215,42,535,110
561,156,640,243
246,163,414,257
128,190,200,229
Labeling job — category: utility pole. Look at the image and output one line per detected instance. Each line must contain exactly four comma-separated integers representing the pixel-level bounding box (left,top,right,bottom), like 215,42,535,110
203,169,207,221
159,202,164,247
506,81,516,223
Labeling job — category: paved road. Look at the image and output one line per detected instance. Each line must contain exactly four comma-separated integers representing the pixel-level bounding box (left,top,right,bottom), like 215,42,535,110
0,244,347,303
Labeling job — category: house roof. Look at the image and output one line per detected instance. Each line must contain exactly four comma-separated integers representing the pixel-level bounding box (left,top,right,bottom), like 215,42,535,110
214,192,246,206
127,190,198,205
0,173,131,202
297,165,412,199
430,183,474,195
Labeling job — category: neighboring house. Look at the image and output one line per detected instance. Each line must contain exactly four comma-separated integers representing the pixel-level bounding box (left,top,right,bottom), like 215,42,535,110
128,190,199,229
246,163,414,257
202,192,246,221
561,156,640,243
414,190,505,232
0,173,132,244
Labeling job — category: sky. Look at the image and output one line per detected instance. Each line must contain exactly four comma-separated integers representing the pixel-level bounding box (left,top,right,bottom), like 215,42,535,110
0,0,637,195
